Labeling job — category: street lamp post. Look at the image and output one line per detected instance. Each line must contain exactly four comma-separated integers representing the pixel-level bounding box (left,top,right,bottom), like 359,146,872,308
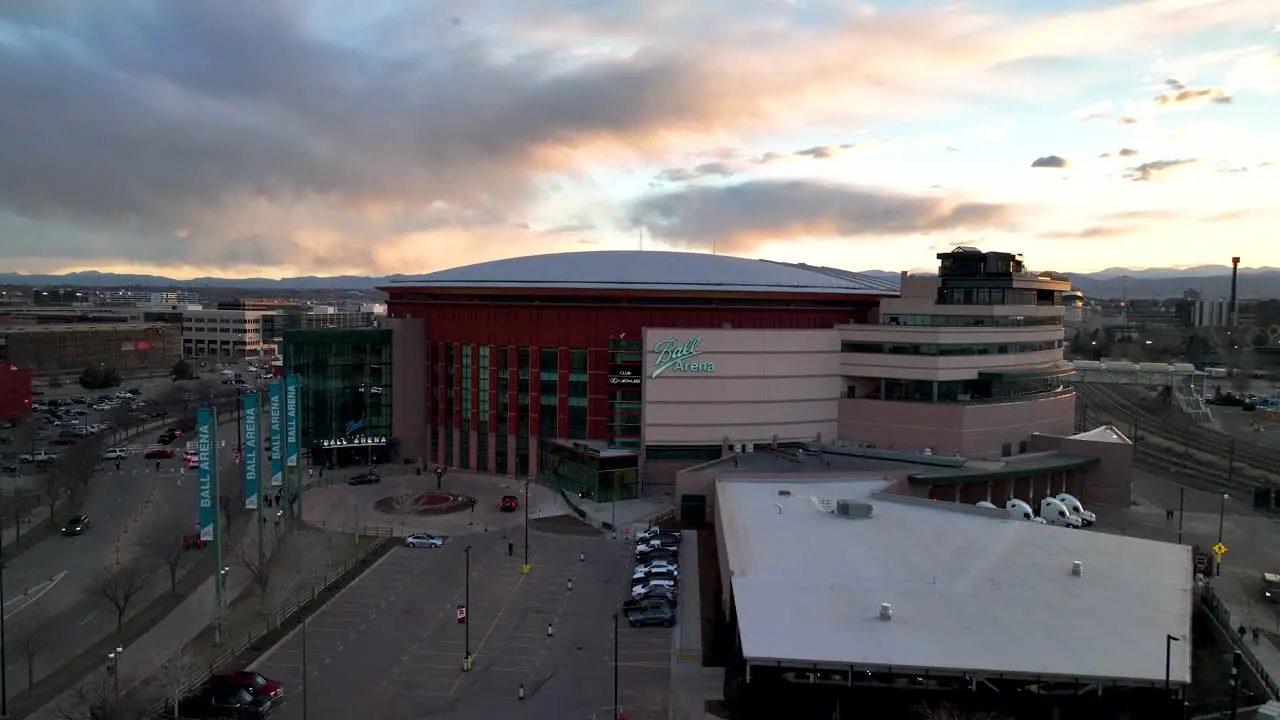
1176,487,1185,545
1165,634,1181,690
523,480,529,568
301,618,309,720
613,612,620,720
0,560,8,718
464,545,472,657
1217,493,1229,573
108,645,123,703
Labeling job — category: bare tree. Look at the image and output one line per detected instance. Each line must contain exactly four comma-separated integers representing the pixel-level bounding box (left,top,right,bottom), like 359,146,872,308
913,702,1007,720
52,435,106,496
96,562,156,636
236,527,279,594
147,644,199,720
39,470,68,527
53,671,118,720
143,523,190,597
12,610,47,694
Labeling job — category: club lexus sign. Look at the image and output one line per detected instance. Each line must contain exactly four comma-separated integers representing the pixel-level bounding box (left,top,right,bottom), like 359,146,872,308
608,364,642,387
650,337,717,379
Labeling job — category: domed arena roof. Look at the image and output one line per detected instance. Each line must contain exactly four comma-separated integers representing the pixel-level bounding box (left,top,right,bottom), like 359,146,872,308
387,250,899,295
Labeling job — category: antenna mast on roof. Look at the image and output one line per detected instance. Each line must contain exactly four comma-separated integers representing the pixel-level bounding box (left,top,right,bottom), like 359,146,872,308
638,226,644,252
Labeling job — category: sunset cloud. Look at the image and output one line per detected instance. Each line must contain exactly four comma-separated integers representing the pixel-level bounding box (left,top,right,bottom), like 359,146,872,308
0,0,1275,276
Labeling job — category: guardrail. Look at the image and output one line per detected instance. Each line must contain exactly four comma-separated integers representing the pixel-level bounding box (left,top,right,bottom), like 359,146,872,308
139,534,391,717
1200,581,1280,700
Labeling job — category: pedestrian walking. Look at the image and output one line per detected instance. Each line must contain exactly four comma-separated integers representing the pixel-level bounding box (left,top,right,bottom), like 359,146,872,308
508,541,514,557
114,460,121,471
1166,508,1175,521
1254,626,1261,644
1238,623,1248,641
155,460,160,472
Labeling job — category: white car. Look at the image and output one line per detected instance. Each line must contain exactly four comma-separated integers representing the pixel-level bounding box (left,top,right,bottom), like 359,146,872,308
634,560,680,577
631,578,677,598
91,403,112,411
102,448,128,460
33,450,58,463
115,391,134,399
404,533,445,548
636,526,671,542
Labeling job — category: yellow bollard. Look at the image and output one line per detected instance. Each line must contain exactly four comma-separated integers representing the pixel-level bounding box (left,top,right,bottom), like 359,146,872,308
521,564,531,575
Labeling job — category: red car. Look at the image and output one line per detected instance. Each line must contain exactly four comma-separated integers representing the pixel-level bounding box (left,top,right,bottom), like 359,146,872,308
499,495,519,512
50,437,78,446
204,670,284,701
145,448,175,459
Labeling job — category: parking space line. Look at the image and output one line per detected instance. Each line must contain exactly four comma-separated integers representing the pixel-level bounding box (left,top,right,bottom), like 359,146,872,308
448,571,528,696
400,662,459,670
614,662,671,668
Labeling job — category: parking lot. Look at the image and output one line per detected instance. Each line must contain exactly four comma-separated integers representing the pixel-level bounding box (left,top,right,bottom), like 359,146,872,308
251,525,674,720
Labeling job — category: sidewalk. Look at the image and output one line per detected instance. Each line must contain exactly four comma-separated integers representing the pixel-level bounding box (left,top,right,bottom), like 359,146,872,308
28,520,286,720
1206,575,1280,698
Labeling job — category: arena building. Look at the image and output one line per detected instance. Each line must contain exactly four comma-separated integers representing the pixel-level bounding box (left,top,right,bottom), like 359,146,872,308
384,247,1131,509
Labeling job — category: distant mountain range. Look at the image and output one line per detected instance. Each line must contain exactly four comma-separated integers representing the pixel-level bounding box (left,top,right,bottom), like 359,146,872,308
0,265,1276,299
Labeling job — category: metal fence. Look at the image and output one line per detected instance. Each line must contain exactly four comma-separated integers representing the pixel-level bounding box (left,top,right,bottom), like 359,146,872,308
1200,581,1280,700
138,534,391,717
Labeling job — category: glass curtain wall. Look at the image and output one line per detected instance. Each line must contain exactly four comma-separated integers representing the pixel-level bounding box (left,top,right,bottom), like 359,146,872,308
443,344,455,467
537,439,640,501
283,328,392,467
477,345,490,472
539,347,559,439
568,349,588,439
516,347,531,476
496,347,510,475
607,337,642,448
460,345,472,469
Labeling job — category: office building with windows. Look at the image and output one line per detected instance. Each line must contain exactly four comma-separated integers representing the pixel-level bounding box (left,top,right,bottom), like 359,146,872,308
282,328,393,466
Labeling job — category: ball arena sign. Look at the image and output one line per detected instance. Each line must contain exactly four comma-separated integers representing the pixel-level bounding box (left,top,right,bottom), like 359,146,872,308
651,337,717,379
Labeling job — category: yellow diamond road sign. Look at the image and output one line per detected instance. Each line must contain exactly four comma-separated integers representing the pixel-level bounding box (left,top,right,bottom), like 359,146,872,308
1212,542,1228,557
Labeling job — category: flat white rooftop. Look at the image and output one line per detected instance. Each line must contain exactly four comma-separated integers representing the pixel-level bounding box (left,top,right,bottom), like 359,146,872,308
718,477,1193,685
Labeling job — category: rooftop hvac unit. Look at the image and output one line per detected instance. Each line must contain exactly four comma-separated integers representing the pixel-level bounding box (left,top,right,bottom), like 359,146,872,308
835,500,874,519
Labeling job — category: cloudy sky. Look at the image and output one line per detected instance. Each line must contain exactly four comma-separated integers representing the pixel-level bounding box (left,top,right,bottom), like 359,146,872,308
0,0,1276,279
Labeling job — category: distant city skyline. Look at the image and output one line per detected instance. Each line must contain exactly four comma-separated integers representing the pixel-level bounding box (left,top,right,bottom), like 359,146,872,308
0,0,1275,279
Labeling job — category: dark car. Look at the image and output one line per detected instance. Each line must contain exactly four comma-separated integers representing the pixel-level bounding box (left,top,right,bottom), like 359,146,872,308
622,594,676,614
50,437,77,446
635,547,678,563
61,514,90,536
126,387,142,396
201,687,274,717
157,433,177,445
626,604,676,628
205,670,285,701
499,495,519,512
347,471,380,486
145,448,176,459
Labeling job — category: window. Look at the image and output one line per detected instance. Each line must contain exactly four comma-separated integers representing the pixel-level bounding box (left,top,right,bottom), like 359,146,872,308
1001,443,1012,457
1018,440,1028,454
842,340,1062,355
461,345,472,423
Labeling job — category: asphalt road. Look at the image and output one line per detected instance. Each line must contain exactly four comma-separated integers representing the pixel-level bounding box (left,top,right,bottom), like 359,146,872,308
253,526,673,720
0,420,241,693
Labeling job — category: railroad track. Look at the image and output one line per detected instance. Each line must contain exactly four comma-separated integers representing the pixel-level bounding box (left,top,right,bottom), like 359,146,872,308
1076,383,1280,477
1077,412,1258,495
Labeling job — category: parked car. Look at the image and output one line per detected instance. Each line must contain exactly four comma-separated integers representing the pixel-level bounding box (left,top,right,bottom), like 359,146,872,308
635,559,679,575
347,471,380,486
204,670,285,701
145,448,176,459
626,604,676,628
636,525,674,543
49,437,77,446
622,594,676,613
61,514,90,536
33,450,58,463
633,563,680,581
631,578,677,598
102,448,128,460
404,533,445,548
635,538,680,557
157,433,177,445
192,687,274,718
499,495,519,512
634,547,678,563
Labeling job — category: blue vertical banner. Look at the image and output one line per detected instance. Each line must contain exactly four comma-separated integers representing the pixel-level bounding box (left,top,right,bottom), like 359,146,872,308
241,392,260,509
269,380,284,488
285,374,299,470
196,407,215,542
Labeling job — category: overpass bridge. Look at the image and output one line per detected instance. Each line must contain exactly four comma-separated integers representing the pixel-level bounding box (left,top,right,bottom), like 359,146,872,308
1065,360,1215,427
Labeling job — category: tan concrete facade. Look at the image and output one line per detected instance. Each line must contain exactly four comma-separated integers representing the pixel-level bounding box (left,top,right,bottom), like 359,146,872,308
641,328,842,447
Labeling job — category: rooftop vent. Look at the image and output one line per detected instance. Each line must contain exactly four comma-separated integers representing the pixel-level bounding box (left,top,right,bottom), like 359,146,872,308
1071,561,1083,576
836,500,874,519
879,603,893,621
777,489,791,496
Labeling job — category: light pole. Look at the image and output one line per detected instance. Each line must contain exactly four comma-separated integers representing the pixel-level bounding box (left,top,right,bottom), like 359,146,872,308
108,645,123,703
613,611,620,720
301,618,309,720
1176,487,1185,545
1217,492,1229,573
0,559,8,717
523,480,529,569
464,545,472,658
1165,633,1181,690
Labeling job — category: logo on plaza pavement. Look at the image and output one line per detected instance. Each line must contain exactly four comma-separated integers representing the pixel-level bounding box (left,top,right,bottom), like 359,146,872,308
651,337,717,379
344,419,366,436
